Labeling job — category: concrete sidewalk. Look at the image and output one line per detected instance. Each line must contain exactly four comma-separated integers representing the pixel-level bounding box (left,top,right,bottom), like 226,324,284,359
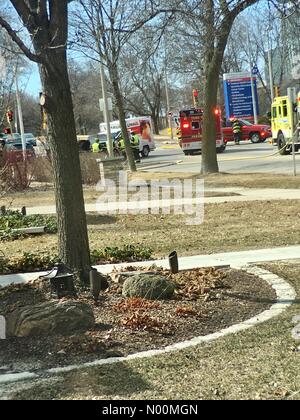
1,245,300,288
22,187,300,215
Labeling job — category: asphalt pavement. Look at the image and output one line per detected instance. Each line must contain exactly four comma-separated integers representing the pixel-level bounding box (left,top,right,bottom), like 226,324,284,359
142,140,300,175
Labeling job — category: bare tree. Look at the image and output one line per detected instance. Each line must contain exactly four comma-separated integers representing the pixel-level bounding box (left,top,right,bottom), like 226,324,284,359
0,1,91,275
119,31,165,134
72,0,179,171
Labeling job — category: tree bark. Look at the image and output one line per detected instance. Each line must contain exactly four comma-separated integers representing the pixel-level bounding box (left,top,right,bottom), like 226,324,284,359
202,67,220,174
109,64,137,172
152,111,160,135
40,49,91,272
201,0,235,174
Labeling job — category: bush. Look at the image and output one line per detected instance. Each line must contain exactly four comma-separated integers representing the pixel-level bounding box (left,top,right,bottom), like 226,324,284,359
79,153,101,185
0,158,35,191
33,157,53,183
0,252,58,275
0,211,57,241
0,245,153,275
91,244,153,264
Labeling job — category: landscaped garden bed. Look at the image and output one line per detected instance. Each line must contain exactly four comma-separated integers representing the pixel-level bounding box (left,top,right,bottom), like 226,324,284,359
0,266,277,373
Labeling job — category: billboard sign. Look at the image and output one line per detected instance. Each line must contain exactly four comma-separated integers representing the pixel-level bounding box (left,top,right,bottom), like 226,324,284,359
223,72,259,120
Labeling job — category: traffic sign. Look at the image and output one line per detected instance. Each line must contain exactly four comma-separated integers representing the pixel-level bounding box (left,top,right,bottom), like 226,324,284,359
252,65,259,75
223,72,259,120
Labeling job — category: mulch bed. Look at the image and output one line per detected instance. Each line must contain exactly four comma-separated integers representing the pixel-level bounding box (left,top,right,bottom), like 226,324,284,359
0,267,277,373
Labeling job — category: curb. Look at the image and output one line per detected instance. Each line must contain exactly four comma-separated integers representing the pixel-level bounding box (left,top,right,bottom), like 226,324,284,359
0,265,296,386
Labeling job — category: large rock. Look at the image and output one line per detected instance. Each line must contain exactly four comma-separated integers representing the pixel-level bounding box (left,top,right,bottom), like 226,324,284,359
6,300,95,338
122,274,175,300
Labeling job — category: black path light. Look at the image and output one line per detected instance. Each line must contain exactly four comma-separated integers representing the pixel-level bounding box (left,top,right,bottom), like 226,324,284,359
169,251,179,274
89,268,110,304
42,263,77,299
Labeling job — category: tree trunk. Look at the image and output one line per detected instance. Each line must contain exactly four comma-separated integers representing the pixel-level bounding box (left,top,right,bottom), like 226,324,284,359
201,0,235,174
152,112,160,135
201,68,220,174
109,64,136,172
39,50,91,273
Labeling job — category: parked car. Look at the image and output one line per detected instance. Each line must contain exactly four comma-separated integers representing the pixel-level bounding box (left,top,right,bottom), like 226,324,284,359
2,142,35,162
24,133,37,146
222,119,272,144
5,133,21,143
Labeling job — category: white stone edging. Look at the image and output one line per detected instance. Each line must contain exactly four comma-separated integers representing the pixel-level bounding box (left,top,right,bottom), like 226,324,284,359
0,265,296,385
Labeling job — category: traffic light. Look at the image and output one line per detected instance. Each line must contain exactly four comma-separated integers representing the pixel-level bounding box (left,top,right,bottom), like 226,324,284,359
4,127,11,135
6,110,13,123
193,89,199,107
274,86,281,98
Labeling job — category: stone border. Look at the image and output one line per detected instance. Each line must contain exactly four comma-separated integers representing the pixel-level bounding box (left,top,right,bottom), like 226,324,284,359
0,265,296,385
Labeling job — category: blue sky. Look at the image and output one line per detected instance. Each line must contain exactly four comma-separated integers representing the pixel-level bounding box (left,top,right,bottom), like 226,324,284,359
21,63,41,98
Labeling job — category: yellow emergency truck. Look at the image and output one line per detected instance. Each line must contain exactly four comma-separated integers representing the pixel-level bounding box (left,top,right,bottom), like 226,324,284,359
271,88,300,155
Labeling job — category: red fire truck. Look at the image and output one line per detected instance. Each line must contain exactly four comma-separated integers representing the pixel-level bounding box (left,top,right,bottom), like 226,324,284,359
179,108,226,155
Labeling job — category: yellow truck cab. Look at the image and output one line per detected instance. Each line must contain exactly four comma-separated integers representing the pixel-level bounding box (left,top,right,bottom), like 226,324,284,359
271,88,300,155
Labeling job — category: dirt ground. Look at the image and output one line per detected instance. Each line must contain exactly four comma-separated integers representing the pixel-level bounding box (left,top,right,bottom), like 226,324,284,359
0,268,276,374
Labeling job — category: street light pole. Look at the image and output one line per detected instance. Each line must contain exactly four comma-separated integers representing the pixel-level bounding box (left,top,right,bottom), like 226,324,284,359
164,35,174,141
100,62,113,158
165,68,174,141
247,29,259,124
15,70,26,160
268,49,275,103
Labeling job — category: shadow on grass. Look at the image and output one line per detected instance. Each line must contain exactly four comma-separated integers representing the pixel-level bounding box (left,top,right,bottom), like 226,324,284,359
86,214,117,225
11,362,152,400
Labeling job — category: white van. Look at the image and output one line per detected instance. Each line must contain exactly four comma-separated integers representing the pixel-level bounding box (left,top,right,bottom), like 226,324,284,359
99,116,156,157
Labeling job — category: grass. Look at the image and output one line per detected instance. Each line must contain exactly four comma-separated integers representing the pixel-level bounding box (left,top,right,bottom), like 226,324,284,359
1,199,300,260
1,172,299,210
4,260,300,400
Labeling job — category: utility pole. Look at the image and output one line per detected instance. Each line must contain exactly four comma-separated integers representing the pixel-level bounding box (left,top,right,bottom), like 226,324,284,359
267,21,275,103
247,29,259,124
100,62,113,157
164,35,174,141
268,49,275,103
14,100,18,133
165,68,174,140
15,70,26,160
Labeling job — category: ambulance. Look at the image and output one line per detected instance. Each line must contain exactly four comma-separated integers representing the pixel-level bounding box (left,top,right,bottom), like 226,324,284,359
179,108,226,155
271,87,300,155
99,116,156,157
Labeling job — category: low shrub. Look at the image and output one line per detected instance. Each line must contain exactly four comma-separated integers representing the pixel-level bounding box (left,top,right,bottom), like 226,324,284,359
0,245,153,275
0,211,57,241
80,153,101,185
0,252,58,275
91,244,153,264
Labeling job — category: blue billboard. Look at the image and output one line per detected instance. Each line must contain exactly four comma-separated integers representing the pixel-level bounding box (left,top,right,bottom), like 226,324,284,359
223,72,259,120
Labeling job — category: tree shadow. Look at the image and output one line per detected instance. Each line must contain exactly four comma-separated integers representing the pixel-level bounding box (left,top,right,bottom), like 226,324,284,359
86,214,117,225
10,361,152,400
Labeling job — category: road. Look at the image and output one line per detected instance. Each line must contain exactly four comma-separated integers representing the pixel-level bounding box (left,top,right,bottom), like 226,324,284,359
140,140,300,174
